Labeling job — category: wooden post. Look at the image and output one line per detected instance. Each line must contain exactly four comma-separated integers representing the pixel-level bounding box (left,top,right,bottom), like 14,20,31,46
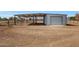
7,19,10,26
14,17,17,25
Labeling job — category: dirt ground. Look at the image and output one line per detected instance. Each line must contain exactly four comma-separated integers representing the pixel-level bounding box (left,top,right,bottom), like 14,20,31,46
0,21,79,47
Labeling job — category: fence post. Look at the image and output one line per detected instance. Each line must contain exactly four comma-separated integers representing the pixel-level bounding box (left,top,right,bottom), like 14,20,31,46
14,17,17,25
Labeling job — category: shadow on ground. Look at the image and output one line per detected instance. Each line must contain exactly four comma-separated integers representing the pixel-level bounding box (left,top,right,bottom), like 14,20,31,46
28,23,45,26
66,24,77,26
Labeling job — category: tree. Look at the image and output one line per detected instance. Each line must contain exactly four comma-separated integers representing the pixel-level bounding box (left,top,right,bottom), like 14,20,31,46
2,17,8,21
69,16,75,21
0,17,2,21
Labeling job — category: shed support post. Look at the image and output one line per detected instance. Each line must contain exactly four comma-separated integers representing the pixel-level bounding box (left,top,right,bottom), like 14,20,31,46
33,16,34,24
43,16,45,24
35,16,37,23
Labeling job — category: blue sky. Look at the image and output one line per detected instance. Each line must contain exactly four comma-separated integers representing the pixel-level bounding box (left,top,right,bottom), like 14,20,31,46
0,11,79,18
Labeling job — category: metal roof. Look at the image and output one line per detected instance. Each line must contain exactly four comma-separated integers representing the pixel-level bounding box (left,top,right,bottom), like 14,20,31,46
15,13,67,17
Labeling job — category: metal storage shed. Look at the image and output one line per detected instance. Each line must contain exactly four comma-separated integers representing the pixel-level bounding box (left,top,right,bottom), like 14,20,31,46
45,14,67,25
15,13,67,25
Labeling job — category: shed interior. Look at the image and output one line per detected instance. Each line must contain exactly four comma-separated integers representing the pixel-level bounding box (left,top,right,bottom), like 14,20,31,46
15,13,46,25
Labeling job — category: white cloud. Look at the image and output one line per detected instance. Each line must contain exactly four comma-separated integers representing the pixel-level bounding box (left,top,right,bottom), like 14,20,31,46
0,0,79,11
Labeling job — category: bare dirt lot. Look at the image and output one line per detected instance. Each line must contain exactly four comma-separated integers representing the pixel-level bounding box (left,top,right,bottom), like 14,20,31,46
0,21,79,47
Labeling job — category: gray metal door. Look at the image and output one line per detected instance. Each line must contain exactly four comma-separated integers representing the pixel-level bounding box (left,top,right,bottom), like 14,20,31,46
50,16,63,25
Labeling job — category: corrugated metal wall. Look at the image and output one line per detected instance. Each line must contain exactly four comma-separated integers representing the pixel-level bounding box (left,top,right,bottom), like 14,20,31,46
45,14,67,25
